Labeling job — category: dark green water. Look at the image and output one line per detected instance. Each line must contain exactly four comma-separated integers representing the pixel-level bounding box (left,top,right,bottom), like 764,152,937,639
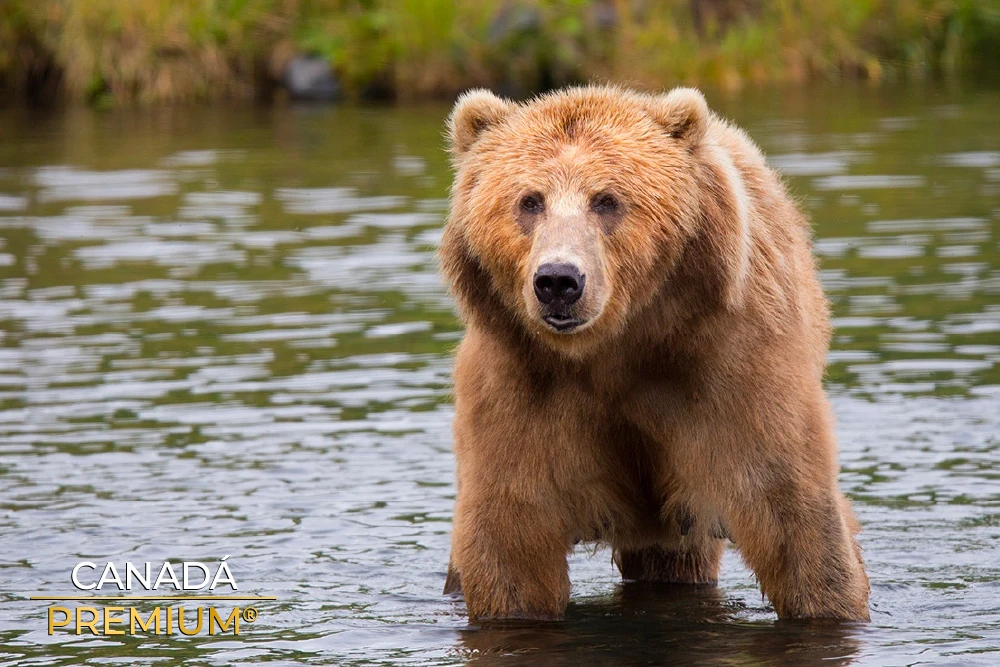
0,83,998,665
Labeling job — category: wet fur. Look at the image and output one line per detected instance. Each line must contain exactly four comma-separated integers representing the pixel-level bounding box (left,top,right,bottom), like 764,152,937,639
439,85,870,622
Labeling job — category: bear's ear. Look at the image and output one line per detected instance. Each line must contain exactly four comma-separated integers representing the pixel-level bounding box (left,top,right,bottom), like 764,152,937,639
447,89,514,157
644,87,710,143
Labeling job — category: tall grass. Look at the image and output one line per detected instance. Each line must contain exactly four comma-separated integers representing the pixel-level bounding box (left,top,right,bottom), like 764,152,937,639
2,0,999,105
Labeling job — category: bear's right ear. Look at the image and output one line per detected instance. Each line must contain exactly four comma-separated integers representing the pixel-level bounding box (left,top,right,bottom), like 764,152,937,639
447,90,514,158
643,87,710,144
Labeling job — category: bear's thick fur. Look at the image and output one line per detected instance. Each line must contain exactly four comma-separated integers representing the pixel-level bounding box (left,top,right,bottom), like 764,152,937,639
438,85,869,622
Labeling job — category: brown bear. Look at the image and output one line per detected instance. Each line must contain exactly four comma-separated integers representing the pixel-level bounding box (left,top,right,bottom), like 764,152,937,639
438,85,870,622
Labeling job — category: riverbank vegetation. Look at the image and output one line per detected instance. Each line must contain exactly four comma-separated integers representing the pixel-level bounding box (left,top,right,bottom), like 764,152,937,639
2,0,999,105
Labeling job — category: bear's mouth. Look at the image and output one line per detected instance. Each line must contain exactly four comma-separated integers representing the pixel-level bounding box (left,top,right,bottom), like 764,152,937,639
542,313,583,332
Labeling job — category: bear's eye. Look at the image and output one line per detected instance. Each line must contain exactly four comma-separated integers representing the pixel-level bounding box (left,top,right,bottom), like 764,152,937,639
519,194,544,214
591,193,619,214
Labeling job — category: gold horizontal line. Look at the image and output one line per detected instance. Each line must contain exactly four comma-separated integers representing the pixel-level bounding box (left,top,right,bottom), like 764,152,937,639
29,596,277,601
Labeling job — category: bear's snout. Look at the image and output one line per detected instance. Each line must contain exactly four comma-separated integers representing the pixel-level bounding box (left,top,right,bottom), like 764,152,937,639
534,262,586,331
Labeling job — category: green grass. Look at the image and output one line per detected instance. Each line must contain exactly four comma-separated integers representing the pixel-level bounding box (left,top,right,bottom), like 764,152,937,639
2,0,1000,105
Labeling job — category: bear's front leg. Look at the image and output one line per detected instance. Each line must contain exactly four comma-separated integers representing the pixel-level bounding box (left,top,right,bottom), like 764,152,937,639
727,480,869,621
667,379,871,621
713,424,870,621
449,493,571,621
445,330,595,621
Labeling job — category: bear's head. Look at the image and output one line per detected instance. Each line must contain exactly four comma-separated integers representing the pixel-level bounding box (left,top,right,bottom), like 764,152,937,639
440,86,750,357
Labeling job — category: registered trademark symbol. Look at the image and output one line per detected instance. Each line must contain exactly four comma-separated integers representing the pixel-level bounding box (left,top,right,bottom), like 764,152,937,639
242,607,258,623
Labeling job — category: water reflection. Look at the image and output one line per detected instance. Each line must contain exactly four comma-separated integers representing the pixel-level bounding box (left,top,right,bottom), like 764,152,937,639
458,585,863,665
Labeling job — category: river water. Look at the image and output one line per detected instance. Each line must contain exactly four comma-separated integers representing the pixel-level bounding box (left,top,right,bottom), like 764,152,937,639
0,83,998,665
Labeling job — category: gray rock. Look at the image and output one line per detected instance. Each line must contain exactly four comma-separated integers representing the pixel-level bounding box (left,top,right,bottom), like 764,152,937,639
283,55,340,101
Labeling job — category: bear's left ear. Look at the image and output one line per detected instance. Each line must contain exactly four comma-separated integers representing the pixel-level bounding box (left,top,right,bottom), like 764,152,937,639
447,89,514,158
644,87,710,143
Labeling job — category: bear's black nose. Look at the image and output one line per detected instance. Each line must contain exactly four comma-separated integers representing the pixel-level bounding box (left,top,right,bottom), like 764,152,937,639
534,263,585,307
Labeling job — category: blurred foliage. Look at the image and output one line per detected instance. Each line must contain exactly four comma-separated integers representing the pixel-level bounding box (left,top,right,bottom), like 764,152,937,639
1,0,1000,104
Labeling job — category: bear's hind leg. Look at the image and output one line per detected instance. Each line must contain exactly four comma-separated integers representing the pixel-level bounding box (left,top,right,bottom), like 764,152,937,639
615,535,724,585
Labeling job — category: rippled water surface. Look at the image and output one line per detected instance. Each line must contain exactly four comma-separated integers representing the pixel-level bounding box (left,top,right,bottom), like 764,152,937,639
1,84,998,665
